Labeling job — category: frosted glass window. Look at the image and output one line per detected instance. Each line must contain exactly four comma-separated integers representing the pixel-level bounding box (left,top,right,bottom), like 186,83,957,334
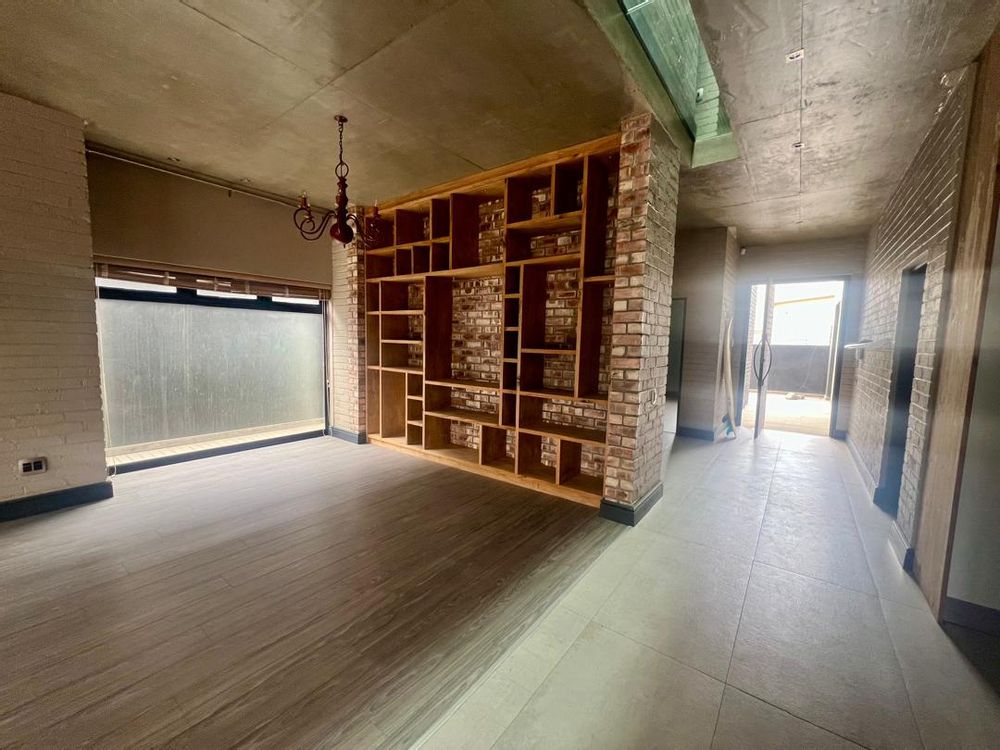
96,298,324,448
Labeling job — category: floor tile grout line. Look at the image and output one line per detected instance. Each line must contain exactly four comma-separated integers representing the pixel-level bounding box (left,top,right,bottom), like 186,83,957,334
710,433,782,746
721,685,874,749
414,525,628,749
487,605,607,749
727,434,922,749
875,592,929,750
593,619,729,686
633,521,759,563
840,446,929,750
480,515,654,748
485,491,680,749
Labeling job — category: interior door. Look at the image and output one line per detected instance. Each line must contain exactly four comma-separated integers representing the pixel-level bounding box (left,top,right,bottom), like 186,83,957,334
750,283,775,438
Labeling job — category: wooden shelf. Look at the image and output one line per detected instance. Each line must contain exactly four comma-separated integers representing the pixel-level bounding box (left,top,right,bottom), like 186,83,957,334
560,472,603,496
518,386,573,400
519,463,556,483
483,455,515,473
365,142,617,510
425,407,500,426
506,211,583,234
384,262,504,283
521,347,575,355
519,421,606,446
505,253,581,269
425,445,478,465
425,377,500,393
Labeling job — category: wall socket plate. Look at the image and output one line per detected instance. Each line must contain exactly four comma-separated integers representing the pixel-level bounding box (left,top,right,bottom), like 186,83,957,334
18,457,47,475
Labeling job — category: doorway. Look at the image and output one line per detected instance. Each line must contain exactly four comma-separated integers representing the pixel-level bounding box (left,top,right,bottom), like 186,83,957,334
665,297,686,433
875,266,927,514
741,280,846,437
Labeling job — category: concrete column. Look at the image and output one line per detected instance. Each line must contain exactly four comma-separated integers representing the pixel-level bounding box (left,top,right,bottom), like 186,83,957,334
603,113,680,522
672,227,738,440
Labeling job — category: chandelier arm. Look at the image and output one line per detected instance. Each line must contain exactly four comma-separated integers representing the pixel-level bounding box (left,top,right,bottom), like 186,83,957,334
293,206,336,242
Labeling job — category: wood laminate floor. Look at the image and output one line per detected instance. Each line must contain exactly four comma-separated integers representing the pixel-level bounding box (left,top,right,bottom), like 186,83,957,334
0,438,619,748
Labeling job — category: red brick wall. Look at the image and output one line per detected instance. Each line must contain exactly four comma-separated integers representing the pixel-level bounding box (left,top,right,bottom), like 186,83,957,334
849,66,974,545
605,114,680,506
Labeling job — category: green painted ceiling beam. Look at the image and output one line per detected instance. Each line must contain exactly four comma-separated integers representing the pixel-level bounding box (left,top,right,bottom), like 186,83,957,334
582,0,740,168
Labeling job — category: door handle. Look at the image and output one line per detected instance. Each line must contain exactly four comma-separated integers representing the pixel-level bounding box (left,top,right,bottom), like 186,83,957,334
761,338,773,382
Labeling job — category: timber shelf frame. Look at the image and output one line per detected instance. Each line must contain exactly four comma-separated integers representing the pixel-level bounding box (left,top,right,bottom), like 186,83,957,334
363,134,620,507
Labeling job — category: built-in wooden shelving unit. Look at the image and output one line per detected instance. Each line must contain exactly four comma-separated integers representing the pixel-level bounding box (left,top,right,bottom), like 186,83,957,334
364,135,619,507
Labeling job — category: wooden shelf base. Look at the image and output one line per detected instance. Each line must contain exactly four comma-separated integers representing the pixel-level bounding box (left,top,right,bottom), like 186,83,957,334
369,436,600,507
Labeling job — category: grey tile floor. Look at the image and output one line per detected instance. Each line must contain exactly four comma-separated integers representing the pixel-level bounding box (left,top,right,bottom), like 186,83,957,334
416,429,1000,749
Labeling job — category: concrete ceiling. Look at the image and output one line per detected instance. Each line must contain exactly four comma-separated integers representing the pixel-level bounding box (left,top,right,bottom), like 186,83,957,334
0,0,641,206
680,0,1000,245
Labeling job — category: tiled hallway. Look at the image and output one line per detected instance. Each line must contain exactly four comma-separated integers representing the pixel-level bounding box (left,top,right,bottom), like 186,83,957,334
419,431,1000,749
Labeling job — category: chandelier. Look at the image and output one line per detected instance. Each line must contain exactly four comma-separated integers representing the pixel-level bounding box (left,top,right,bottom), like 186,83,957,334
293,115,382,248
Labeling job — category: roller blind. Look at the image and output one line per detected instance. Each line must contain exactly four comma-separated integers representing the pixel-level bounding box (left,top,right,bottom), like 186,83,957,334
95,262,330,300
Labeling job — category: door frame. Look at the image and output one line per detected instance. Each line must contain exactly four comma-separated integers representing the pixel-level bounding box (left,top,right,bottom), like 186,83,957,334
735,274,853,438
874,265,928,516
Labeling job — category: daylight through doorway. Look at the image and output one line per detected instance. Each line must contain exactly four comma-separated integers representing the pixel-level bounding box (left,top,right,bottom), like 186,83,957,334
742,280,844,437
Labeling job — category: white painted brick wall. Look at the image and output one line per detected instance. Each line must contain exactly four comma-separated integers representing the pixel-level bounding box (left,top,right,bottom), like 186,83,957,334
0,92,108,502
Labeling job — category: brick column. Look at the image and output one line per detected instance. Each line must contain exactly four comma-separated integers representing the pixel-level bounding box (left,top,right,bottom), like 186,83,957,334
0,92,110,504
603,113,680,523
329,239,366,442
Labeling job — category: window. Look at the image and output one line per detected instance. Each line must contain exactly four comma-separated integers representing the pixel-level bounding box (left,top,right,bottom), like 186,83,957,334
96,287,325,450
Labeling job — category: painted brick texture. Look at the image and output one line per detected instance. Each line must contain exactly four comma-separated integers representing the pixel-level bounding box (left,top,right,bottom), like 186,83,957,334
848,68,974,544
330,239,365,436
0,92,108,502
605,114,680,505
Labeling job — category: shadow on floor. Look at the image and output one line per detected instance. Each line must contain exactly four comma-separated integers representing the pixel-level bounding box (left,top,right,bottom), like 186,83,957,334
945,623,1000,694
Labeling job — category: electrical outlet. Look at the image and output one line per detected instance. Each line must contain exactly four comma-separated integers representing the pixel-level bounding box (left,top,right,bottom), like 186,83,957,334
18,457,47,475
